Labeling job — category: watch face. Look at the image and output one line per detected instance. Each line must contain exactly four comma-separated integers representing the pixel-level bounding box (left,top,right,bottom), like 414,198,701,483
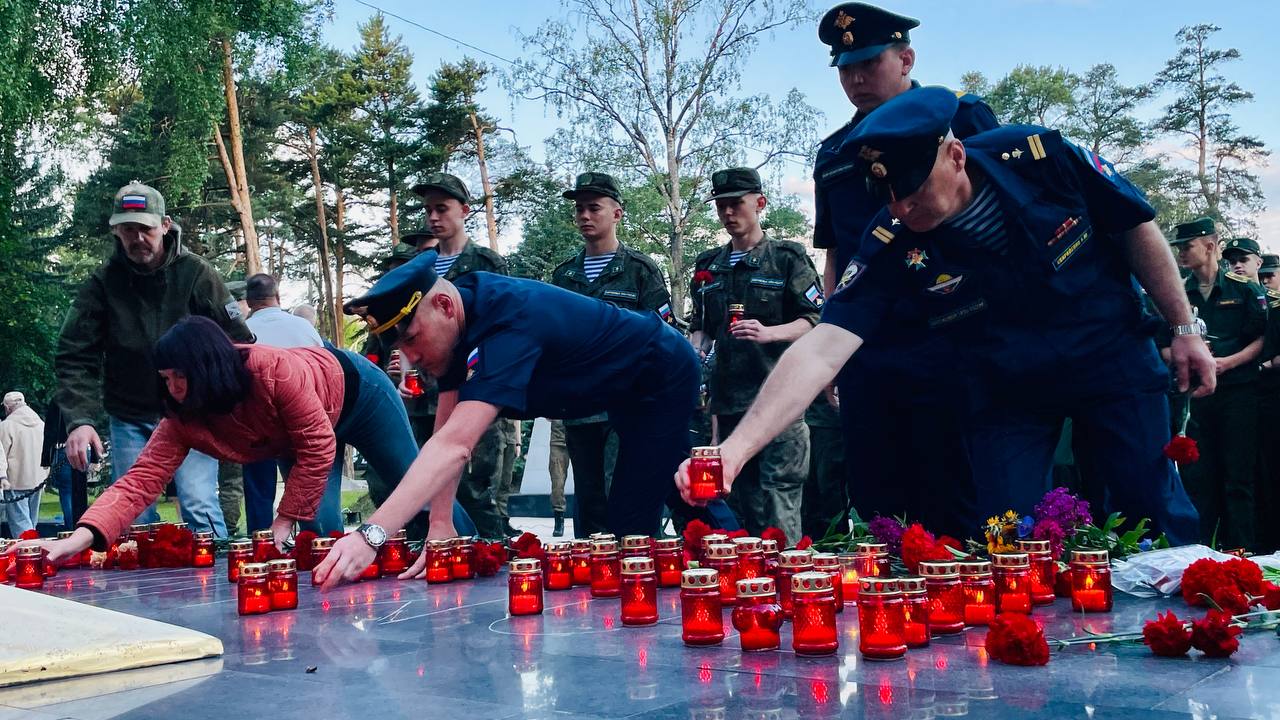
362,524,388,546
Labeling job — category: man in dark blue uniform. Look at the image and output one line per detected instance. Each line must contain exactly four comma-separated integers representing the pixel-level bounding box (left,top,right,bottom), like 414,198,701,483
811,2,999,537
677,88,1212,546
319,252,737,584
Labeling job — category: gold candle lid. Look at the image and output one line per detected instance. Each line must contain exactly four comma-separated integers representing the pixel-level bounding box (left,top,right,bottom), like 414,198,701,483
728,303,745,312
918,560,960,578
171,522,189,531
510,558,541,573
779,549,814,568
732,537,763,553
312,537,335,550
240,562,269,578
958,559,993,575
229,539,253,551
653,538,681,551
859,576,901,595
17,545,43,558
691,446,722,459
705,543,737,560
129,524,149,534
621,556,655,574
194,531,214,540
389,529,407,541
1017,539,1050,554
252,529,273,541
589,532,616,542
791,571,833,594
591,539,619,554
571,539,593,552
544,541,572,554
736,576,777,598
621,535,652,551
682,568,719,589
57,530,74,540
268,558,297,572
856,542,889,555
898,576,927,594
427,539,454,550
811,552,839,569
760,539,780,554
701,533,729,548
991,552,1030,568
1070,548,1110,565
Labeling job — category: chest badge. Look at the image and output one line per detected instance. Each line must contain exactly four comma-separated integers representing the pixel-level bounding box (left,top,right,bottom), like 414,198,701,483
466,347,480,380
926,273,963,295
1048,217,1079,247
905,248,929,271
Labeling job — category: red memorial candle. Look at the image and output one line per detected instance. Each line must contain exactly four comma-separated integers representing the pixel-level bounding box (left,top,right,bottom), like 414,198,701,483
918,561,964,635
403,369,425,397
621,535,652,559
358,557,381,581
227,539,253,583
680,568,724,646
899,576,931,648
761,539,780,578
251,529,275,564
775,549,813,620
0,539,13,581
653,538,683,587
508,558,544,616
733,537,766,582
992,552,1033,615
858,577,907,660
544,541,573,590
1069,549,1113,613
375,529,409,576
1017,539,1056,606
15,546,45,590
267,558,298,610
958,560,996,626
856,542,892,578
704,543,740,607
811,553,844,612
791,571,839,656
838,552,860,604
688,447,725,502
237,563,272,615
571,539,593,585
590,539,622,598
620,557,659,626
310,537,333,586
732,577,783,652
728,303,745,325
452,538,476,580
425,539,454,584
57,531,81,568
192,531,215,568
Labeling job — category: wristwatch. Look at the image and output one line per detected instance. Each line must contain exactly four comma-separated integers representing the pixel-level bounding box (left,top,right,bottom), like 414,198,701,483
1171,320,1207,337
357,523,388,549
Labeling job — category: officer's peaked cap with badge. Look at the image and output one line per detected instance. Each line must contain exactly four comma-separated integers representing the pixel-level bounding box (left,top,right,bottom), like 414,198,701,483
705,167,764,202
411,172,471,204
344,250,441,346
110,180,166,228
1221,237,1261,258
1261,254,1280,274
563,172,623,204
847,86,958,203
818,2,919,68
1170,217,1216,245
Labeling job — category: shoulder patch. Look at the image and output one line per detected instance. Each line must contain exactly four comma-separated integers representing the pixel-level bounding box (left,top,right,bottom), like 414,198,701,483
1226,272,1250,283
1026,133,1048,160
871,225,896,244
1268,289,1280,299
224,300,242,320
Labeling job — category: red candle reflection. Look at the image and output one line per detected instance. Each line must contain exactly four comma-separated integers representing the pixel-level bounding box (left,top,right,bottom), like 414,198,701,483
508,558,544,615
732,577,783,651
680,568,724,645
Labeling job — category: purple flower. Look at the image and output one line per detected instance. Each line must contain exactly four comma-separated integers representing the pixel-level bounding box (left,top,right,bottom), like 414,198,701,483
1031,519,1066,560
1032,488,1092,534
867,515,905,556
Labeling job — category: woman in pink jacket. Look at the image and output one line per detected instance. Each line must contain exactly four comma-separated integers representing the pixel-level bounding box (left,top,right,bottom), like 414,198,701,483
16,317,473,563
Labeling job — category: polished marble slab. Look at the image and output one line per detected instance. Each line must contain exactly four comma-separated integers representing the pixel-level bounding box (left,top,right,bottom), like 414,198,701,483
2,563,1277,719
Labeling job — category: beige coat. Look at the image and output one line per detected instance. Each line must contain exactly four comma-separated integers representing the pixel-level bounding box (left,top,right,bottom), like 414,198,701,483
0,405,46,490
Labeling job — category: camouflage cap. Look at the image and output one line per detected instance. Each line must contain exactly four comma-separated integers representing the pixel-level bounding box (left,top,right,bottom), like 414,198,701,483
384,242,420,269
563,172,623,204
109,181,166,228
411,172,470,204
1221,237,1261,258
1171,217,1216,244
705,167,764,202
400,228,436,248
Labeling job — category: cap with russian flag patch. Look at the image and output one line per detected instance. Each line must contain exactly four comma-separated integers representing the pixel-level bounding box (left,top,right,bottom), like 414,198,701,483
109,181,166,228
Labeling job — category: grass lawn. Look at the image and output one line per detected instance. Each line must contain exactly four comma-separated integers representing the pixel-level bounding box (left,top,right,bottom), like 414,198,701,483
36,489,370,534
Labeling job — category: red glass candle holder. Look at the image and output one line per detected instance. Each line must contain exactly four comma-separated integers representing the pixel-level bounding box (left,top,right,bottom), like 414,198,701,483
728,303,745,325
376,529,410,576
544,542,573,590
268,558,299,610
620,557,659,626
191,531,215,568
310,537,334,586
508,558,544,615
653,538,683,587
227,539,253,583
358,559,381,581
680,568,724,645
704,543,740,607
761,539,780,578
700,532,729,557
791,571,839,656
688,447,725,502
1017,539,1056,606
899,577,930,648
621,535,652,559
811,553,843,612
425,539,454,584
775,549,813,620
403,370,425,396
56,531,80,568
0,539,13,581
590,539,622,598
42,547,58,579
1069,549,1113,613
571,539,593,585
732,577,783,651
237,563,272,615
15,546,45,590
837,552,860,604
992,552,1033,614
251,529,275,564
918,561,964,635
732,537,764,578
959,560,996,626
858,577,907,660
452,538,476,580
855,542,892,578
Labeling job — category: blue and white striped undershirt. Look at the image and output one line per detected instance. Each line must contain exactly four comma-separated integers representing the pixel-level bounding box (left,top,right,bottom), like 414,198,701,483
434,253,460,275
582,253,615,281
728,249,750,266
944,181,1008,254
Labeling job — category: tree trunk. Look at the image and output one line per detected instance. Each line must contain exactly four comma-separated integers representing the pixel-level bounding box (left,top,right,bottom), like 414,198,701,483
469,111,500,251
334,185,350,347
306,126,340,345
220,35,261,275
333,242,346,349
386,153,399,247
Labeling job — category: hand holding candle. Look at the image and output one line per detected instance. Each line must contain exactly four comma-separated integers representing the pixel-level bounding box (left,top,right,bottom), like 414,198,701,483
313,532,378,590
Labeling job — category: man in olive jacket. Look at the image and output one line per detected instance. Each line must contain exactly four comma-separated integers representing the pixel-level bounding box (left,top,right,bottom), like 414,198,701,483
56,181,253,536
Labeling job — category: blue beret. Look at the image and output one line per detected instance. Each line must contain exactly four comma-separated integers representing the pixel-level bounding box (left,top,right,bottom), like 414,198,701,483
344,250,440,345
845,86,959,203
818,3,918,67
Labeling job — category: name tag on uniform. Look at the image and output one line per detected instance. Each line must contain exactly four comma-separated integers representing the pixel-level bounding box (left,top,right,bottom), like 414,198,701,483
700,281,723,292
749,277,785,289
1216,298,1241,306
602,289,638,301
928,299,987,329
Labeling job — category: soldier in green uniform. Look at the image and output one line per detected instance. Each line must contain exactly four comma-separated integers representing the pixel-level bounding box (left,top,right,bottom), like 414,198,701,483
1169,219,1267,549
546,420,568,536
690,167,823,544
411,173,510,539
552,172,674,538
1254,252,1280,551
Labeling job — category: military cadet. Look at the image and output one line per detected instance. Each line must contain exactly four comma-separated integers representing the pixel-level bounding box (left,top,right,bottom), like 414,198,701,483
1169,221,1267,549
811,3,998,539
411,173,510,539
493,419,523,536
690,167,823,544
1259,253,1280,293
319,251,738,587
552,172,674,538
676,88,1210,547
546,420,569,536
1257,252,1280,551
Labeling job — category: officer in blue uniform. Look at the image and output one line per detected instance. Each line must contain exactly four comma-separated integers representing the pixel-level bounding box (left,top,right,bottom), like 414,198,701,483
320,252,738,585
811,2,999,537
676,88,1212,547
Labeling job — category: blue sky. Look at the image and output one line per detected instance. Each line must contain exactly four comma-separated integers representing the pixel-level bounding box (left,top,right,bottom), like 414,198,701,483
322,0,1280,243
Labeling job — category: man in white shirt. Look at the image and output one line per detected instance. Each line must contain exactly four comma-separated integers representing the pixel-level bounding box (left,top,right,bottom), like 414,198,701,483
245,274,324,348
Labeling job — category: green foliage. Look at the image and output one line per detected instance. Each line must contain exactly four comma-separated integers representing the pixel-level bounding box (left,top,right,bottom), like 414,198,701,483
1063,512,1166,561
985,65,1079,127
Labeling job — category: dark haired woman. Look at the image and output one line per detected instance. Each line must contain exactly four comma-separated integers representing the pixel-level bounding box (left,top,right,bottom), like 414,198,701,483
18,316,474,564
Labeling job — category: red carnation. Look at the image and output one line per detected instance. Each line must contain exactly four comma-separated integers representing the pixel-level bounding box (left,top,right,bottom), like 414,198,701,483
760,527,787,545
512,532,542,558
795,536,813,551
1143,611,1192,657
726,529,749,540
19,529,39,540
1181,558,1234,606
693,270,714,287
293,530,318,571
985,613,1050,666
1190,610,1242,658
365,353,380,365
900,523,951,573
1262,581,1280,611
1163,435,1199,464
474,542,504,577
1209,585,1251,616
1223,558,1264,596
682,519,713,562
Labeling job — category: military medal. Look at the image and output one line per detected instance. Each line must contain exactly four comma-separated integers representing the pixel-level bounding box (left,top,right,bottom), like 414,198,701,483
905,248,928,271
